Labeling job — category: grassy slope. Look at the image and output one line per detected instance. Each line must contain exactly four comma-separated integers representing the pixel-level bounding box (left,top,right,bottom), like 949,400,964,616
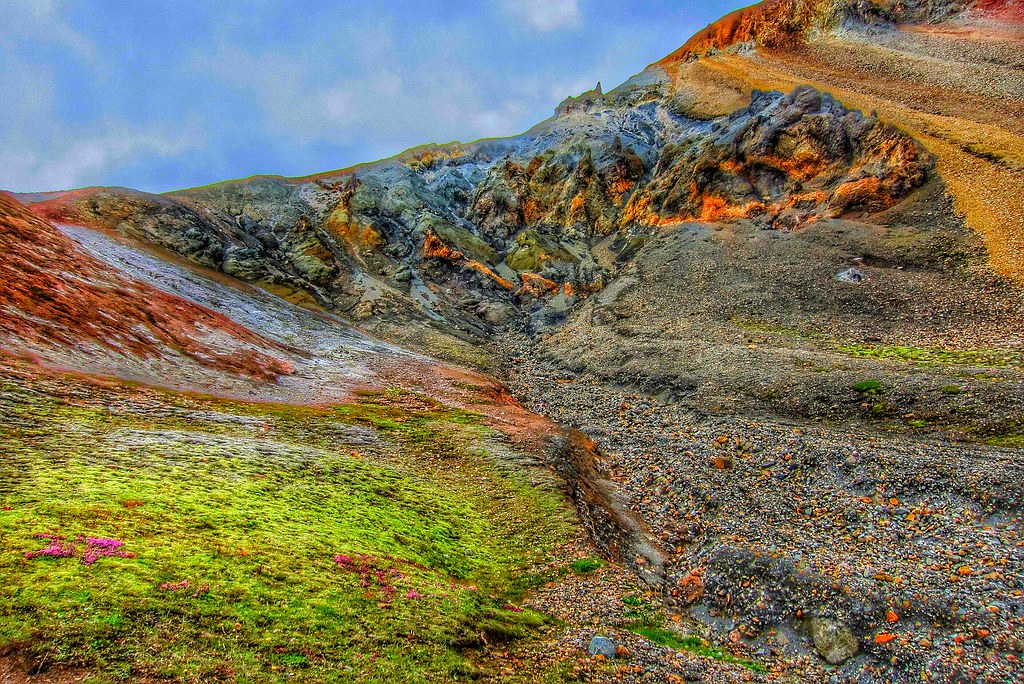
0,364,576,682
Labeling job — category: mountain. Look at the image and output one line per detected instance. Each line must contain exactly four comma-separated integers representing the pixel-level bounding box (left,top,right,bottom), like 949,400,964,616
2,1,1022,682
26,80,933,343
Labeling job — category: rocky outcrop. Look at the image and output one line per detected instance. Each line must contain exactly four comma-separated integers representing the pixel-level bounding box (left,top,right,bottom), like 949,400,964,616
622,86,931,229
555,81,604,115
28,80,931,339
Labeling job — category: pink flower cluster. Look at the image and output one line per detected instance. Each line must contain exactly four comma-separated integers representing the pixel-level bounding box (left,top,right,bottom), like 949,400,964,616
25,533,135,566
334,553,426,600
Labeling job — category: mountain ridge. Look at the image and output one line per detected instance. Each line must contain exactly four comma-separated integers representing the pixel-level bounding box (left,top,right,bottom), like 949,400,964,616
2,2,1023,682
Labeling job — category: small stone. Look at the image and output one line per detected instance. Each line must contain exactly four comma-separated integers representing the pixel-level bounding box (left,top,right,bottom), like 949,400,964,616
836,267,865,283
677,570,705,604
588,636,617,659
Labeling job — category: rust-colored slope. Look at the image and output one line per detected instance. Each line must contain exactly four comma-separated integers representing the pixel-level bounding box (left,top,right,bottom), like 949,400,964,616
659,0,813,61
973,0,1024,23
655,1,1024,280
658,0,1008,64
0,193,294,381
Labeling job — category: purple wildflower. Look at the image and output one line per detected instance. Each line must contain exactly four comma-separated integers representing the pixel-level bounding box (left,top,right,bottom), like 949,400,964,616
334,552,425,599
25,541,75,560
84,537,124,550
405,589,422,599
24,533,133,566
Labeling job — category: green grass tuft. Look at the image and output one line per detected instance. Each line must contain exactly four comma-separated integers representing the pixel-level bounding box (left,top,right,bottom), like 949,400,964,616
853,379,883,393
568,558,602,574
628,627,767,673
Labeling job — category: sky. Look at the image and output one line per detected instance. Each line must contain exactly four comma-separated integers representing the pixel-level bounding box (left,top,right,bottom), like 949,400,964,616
0,0,746,194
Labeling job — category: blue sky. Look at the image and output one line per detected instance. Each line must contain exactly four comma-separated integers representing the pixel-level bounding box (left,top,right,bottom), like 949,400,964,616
1,1,745,193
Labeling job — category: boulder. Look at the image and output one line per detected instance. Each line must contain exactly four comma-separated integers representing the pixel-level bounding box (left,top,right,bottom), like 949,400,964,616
809,617,859,664
588,635,617,659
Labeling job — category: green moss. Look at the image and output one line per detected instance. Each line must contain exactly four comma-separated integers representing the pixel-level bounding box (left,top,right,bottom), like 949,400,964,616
980,416,1024,448
941,384,963,395
506,229,573,272
628,627,767,673
988,434,1024,448
375,323,494,371
853,379,883,393
731,323,1022,372
568,558,602,574
837,344,1024,369
869,401,893,419
0,377,576,682
422,216,498,264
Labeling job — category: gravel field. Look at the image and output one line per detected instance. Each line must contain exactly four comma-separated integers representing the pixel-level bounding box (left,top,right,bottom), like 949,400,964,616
495,333,1023,683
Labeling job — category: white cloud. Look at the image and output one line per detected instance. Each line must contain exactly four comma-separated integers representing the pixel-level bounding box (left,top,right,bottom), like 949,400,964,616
503,0,582,32
0,124,198,192
0,0,95,59
0,5,196,193
192,27,538,157
0,0,715,192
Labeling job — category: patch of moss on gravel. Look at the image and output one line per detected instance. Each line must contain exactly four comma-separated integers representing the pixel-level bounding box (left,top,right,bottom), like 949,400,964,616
836,344,1024,369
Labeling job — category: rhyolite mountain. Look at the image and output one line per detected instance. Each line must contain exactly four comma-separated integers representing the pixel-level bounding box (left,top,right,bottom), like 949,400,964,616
2,1,1023,683
25,77,931,341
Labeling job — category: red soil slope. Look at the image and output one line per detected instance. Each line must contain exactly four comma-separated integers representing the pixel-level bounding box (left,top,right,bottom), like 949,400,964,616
0,193,293,381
